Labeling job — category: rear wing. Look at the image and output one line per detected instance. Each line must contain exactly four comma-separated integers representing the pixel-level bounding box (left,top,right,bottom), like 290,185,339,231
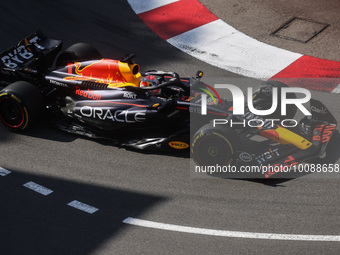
310,99,337,126
0,30,62,70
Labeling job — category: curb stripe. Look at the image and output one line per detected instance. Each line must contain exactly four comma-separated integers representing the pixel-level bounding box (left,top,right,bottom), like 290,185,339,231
127,0,180,14
137,0,218,40
274,55,340,79
272,55,340,92
166,19,302,79
128,0,340,92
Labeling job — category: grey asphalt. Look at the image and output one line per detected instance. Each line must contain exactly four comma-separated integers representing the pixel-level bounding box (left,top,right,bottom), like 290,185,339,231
0,1,340,254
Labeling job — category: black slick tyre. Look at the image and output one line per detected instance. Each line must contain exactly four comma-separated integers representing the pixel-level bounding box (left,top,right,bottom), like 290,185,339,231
191,124,238,167
0,81,44,131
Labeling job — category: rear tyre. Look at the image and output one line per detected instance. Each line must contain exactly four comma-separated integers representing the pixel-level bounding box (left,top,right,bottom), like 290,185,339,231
0,81,44,131
55,42,102,67
191,124,238,167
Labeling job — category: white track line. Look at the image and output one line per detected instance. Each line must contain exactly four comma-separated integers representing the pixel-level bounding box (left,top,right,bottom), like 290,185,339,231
0,167,11,176
67,200,99,214
167,19,302,80
127,0,179,14
123,217,340,242
23,181,54,196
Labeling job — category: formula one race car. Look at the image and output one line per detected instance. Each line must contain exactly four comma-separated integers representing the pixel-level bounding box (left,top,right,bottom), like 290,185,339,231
191,86,337,178
0,31,337,178
0,31,193,151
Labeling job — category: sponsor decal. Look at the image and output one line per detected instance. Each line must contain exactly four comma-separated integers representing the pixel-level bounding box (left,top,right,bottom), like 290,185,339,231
28,35,45,50
189,106,201,114
313,124,336,143
49,79,68,88
311,105,327,114
80,106,146,123
1,45,34,68
75,86,102,100
239,152,252,163
169,141,189,149
255,148,280,164
0,35,43,69
123,92,137,99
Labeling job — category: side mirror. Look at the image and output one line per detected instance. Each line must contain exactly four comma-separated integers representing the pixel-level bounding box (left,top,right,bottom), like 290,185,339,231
196,70,203,79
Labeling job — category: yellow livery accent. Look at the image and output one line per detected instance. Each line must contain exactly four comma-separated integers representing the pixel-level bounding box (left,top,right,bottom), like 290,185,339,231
261,126,312,150
107,82,139,88
118,61,141,86
169,141,189,149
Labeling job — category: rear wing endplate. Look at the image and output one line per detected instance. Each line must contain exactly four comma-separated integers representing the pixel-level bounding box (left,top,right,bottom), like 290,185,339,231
0,30,62,69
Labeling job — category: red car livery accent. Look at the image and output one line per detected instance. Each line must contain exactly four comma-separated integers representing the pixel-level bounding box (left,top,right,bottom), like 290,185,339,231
64,59,141,87
75,86,102,100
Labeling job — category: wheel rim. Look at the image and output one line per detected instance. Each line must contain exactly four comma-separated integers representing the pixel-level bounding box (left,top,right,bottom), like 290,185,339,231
207,146,219,157
0,97,25,128
195,136,232,166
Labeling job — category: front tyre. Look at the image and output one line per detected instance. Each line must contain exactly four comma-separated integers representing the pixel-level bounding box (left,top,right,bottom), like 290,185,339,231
0,81,44,131
191,124,238,167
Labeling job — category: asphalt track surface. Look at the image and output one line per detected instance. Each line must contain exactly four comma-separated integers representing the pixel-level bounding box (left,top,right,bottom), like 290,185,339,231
0,1,340,254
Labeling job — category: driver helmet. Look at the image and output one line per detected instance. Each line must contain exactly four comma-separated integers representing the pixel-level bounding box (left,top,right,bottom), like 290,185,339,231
140,75,161,94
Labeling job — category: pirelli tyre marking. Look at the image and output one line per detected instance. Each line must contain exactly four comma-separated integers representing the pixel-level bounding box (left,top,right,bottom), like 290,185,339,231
0,93,29,130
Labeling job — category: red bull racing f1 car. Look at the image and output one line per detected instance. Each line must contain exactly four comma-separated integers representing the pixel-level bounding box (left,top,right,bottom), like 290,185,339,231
0,31,337,177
